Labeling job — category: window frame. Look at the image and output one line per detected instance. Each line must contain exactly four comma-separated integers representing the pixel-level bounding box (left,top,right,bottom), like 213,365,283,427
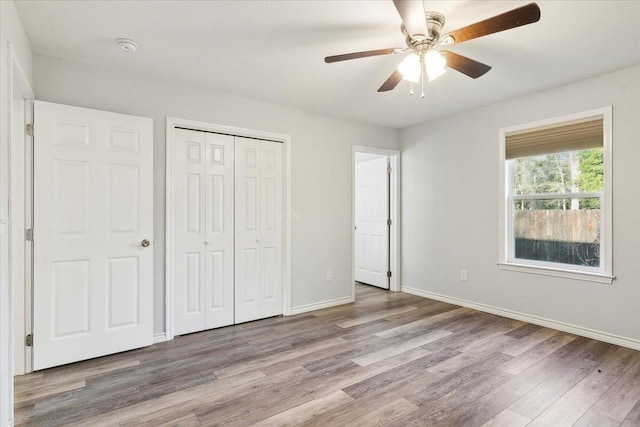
498,107,614,284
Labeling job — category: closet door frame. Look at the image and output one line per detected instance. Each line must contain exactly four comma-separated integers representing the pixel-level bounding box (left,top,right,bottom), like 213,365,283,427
164,117,291,341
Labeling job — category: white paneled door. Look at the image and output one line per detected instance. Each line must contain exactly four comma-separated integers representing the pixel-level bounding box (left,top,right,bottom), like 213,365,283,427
172,129,234,335
33,101,153,370
355,156,390,289
235,138,283,323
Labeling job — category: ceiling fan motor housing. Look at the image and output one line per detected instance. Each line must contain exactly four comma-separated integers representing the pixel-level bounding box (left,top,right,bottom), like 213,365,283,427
425,12,445,42
402,12,445,50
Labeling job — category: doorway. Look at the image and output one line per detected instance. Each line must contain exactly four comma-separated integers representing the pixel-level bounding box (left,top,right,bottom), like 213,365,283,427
351,146,400,299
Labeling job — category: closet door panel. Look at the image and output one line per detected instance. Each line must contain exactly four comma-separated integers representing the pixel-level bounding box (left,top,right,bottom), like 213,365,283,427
204,133,234,329
235,138,283,323
173,129,207,335
260,141,283,318
235,138,261,323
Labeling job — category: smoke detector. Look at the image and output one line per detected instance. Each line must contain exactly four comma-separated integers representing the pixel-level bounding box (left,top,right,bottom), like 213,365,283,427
117,38,137,53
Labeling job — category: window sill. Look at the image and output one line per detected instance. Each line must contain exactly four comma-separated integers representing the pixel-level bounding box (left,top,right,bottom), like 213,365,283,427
497,262,615,284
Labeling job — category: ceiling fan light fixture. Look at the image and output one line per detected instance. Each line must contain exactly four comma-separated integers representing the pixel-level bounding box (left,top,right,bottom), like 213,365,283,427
398,53,421,83
399,50,446,84
425,50,446,81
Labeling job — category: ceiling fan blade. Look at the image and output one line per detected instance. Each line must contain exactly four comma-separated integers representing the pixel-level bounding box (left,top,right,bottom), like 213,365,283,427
325,48,398,63
378,70,403,92
443,3,540,45
443,51,491,79
393,0,427,39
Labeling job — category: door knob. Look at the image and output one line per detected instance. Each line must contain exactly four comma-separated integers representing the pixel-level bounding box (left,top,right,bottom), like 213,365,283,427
141,239,150,247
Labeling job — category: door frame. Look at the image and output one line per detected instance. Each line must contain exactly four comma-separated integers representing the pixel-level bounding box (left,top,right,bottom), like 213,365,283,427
165,117,292,341
351,146,401,298
8,43,35,377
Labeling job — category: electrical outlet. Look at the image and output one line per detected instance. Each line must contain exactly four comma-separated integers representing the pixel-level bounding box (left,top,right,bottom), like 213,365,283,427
326,271,332,281
460,269,468,281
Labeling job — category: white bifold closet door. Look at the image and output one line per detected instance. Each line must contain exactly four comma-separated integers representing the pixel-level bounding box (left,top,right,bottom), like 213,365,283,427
235,138,284,323
172,130,283,335
172,129,235,335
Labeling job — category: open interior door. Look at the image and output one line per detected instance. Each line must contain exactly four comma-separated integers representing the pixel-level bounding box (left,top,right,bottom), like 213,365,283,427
33,101,153,370
355,156,390,289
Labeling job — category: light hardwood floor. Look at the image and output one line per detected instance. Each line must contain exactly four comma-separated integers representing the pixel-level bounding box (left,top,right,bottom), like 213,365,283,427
14,285,640,426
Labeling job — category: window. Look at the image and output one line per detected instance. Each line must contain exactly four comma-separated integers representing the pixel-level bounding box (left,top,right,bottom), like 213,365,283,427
498,107,613,283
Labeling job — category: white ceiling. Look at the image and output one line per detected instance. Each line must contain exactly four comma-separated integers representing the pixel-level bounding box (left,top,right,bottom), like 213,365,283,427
15,0,640,128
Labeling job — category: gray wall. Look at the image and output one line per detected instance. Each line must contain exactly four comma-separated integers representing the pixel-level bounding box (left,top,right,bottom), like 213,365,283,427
401,64,640,343
33,54,400,333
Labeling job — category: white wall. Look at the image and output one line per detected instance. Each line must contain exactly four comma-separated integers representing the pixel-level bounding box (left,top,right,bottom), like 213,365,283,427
0,1,33,425
401,64,640,345
33,54,400,333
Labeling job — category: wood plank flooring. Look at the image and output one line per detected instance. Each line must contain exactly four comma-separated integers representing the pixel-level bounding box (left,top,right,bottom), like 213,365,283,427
14,285,640,426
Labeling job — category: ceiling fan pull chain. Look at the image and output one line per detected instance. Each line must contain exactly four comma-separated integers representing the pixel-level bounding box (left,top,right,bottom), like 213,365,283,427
420,52,425,98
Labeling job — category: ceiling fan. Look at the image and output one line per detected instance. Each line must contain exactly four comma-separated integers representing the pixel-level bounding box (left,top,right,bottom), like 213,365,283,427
325,1,541,95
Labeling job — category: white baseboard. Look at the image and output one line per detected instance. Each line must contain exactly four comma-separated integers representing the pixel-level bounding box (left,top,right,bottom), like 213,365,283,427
289,296,354,315
401,286,640,351
153,332,168,344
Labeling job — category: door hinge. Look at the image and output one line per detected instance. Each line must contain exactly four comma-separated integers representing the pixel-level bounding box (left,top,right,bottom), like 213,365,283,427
387,166,391,175
25,123,33,137
387,218,392,226
25,334,33,347
25,228,33,241
387,271,392,278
